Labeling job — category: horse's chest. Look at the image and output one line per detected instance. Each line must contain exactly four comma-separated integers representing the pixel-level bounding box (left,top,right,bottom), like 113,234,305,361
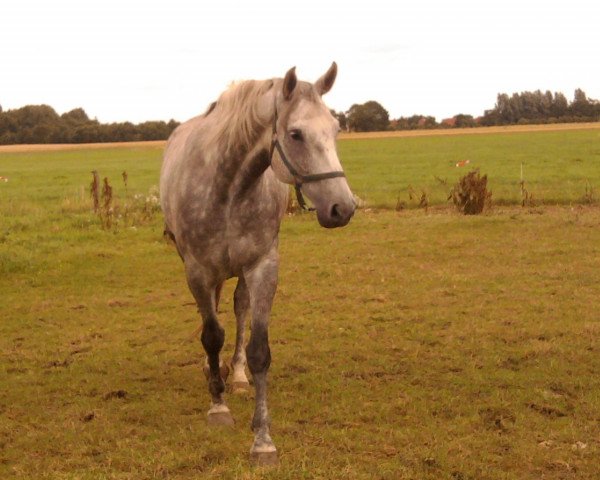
226,218,280,274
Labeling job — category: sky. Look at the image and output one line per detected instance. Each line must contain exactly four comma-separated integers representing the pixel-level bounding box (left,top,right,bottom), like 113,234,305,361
1,0,599,124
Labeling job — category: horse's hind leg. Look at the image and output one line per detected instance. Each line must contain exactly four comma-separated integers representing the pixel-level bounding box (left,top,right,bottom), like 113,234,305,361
231,277,250,394
215,281,224,312
186,269,234,426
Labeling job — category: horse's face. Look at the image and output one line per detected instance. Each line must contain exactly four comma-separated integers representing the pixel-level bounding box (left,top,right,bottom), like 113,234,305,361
271,63,355,229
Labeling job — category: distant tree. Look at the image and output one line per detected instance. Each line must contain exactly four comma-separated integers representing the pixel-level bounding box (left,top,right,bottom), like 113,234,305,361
138,121,173,141
454,114,476,128
509,93,524,122
167,119,180,133
542,91,554,117
570,88,593,117
0,105,60,143
493,93,513,124
49,124,71,144
392,115,437,130
480,108,500,126
0,102,182,145
419,116,437,129
551,92,569,118
346,101,389,132
330,109,347,131
15,105,60,129
481,88,600,126
61,108,90,124
520,91,543,120
0,130,15,144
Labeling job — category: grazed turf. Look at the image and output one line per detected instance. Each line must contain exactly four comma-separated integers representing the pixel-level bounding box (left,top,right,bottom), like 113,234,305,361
1,132,600,479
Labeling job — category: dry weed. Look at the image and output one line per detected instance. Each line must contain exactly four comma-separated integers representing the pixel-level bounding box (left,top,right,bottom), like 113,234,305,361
449,169,492,214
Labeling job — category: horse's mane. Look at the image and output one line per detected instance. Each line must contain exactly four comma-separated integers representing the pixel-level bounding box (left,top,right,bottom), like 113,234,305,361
205,79,275,155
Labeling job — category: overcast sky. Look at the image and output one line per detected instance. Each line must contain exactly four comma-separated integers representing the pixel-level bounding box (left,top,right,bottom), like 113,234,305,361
1,0,599,123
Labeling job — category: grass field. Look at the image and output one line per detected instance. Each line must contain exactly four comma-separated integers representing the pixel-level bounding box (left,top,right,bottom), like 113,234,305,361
340,127,600,208
1,127,600,479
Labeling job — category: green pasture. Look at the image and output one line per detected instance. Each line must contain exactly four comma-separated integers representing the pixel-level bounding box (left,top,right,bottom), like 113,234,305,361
1,127,599,212
1,129,600,479
340,129,600,207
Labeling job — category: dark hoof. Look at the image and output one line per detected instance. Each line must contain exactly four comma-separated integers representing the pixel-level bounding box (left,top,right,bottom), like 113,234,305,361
231,381,251,395
250,450,279,466
207,408,234,427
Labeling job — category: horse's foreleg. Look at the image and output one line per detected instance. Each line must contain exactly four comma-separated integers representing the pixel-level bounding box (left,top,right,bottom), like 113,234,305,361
231,276,251,394
202,282,230,384
186,269,234,426
244,248,279,465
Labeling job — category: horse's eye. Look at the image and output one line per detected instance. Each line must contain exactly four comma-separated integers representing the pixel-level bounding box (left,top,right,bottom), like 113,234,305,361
289,129,303,141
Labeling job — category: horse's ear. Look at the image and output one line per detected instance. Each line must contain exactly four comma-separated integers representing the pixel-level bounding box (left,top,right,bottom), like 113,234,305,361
282,66,297,100
315,62,337,96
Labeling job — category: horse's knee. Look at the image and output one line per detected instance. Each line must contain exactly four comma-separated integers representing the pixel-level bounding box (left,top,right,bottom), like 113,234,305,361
201,319,225,356
246,331,271,374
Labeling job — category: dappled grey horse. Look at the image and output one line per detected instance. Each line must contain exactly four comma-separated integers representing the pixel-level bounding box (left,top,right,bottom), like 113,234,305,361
160,63,355,464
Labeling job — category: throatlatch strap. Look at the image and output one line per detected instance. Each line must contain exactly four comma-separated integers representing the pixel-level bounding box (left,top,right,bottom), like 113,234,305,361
294,184,312,211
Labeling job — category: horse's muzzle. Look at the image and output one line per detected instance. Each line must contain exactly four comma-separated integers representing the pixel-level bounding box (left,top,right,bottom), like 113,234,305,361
317,200,356,228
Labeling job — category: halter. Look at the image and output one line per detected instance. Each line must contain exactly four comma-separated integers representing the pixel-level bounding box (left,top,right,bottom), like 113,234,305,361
269,106,345,211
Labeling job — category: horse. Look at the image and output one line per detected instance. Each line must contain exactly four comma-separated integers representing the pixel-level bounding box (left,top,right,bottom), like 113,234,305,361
159,62,355,465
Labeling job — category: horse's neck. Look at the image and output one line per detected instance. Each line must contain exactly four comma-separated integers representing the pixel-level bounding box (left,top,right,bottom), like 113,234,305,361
206,91,277,193
227,129,273,196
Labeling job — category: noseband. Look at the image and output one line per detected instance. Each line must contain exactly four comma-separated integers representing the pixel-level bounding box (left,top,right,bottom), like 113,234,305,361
269,107,345,211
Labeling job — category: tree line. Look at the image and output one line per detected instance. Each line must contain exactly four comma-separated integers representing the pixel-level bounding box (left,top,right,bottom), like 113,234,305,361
1,88,599,144
480,89,599,126
0,104,180,145
337,88,600,132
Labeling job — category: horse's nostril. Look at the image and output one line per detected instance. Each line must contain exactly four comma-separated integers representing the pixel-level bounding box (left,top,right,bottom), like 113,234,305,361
330,204,341,219
318,201,354,228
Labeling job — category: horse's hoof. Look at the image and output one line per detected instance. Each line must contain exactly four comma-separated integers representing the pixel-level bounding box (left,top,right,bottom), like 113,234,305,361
231,381,251,395
207,405,234,427
250,449,279,466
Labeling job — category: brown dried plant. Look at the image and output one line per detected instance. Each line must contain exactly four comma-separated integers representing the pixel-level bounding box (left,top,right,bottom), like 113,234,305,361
90,170,100,213
449,169,492,215
101,177,114,229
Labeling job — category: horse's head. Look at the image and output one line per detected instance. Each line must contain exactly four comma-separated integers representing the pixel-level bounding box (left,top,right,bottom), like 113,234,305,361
270,63,355,229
